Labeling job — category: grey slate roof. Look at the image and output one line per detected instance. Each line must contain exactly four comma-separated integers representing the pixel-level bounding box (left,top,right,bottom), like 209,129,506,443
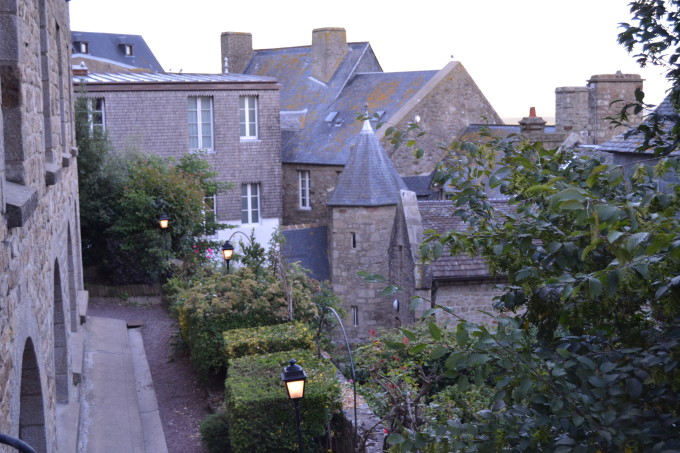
327,120,407,206
72,31,164,72
73,71,277,85
418,199,513,280
281,226,330,282
402,173,436,198
596,96,679,154
245,42,438,166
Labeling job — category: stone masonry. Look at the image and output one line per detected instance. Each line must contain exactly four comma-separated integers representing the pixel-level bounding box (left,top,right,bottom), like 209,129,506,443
1,0,88,451
329,205,398,340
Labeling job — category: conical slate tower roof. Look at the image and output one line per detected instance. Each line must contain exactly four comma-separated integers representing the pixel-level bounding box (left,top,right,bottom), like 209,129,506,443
327,119,407,206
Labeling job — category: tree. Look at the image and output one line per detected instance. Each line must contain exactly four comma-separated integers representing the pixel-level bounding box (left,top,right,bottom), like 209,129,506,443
75,101,230,283
617,0,680,154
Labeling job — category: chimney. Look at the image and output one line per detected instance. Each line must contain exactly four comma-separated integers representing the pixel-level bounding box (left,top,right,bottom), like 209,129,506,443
72,61,88,77
220,32,253,74
519,107,546,134
311,27,348,83
587,71,644,144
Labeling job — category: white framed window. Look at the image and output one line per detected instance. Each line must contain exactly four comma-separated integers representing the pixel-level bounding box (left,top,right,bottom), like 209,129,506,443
241,183,260,224
81,98,105,135
123,44,133,56
351,306,359,326
188,97,213,152
75,42,88,54
298,170,311,209
204,195,216,227
239,95,258,139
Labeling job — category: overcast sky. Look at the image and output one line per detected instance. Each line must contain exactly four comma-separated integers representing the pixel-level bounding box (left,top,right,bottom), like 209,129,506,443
69,0,671,121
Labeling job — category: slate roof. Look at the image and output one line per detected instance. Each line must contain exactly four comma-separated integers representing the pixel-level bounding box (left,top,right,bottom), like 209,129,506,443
596,96,679,154
402,173,436,198
327,120,407,206
72,31,164,72
244,41,438,165
281,226,330,282
418,199,513,280
73,71,277,85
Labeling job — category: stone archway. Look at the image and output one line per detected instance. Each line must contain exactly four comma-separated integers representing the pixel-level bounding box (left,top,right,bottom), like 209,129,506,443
20,338,47,453
53,260,68,403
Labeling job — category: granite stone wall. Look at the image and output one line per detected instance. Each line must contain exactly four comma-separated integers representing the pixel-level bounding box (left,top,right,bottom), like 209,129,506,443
433,282,503,327
329,205,397,340
282,163,341,226
1,0,86,450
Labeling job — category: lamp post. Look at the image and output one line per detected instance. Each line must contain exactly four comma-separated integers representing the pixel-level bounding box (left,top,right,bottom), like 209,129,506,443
159,213,169,230
220,230,252,273
281,359,307,453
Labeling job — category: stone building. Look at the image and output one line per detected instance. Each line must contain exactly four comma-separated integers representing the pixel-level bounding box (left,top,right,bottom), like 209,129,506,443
221,27,502,227
72,70,283,249
461,72,645,152
1,0,88,451
326,119,407,340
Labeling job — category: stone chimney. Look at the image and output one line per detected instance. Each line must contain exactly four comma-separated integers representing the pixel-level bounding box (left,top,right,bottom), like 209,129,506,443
311,27,348,83
587,71,643,144
555,86,589,135
220,32,253,74
519,107,546,134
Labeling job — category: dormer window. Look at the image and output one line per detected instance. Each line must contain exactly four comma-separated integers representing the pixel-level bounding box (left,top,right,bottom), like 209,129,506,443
123,44,133,56
74,42,88,54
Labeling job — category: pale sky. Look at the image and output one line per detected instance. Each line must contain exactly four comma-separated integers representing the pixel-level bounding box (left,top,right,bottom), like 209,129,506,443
69,0,671,121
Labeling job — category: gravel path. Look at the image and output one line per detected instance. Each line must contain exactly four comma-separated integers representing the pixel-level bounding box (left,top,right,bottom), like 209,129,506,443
87,299,210,453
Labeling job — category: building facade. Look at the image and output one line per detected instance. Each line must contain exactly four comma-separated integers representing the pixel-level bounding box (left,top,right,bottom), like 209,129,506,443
73,71,283,249
1,0,88,451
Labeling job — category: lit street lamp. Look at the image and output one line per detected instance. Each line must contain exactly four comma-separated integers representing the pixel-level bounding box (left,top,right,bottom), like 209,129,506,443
221,240,235,272
159,213,169,229
281,359,307,453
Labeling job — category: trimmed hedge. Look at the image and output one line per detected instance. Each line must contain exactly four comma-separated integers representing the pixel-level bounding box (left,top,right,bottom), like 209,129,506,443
176,267,319,379
222,322,315,366
225,349,341,453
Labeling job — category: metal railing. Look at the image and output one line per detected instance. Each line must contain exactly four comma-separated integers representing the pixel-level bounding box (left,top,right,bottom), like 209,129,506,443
0,434,37,453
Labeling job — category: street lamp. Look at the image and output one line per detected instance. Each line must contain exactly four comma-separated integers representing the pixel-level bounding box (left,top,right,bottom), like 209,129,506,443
281,359,307,453
221,240,235,272
220,231,252,273
159,213,169,229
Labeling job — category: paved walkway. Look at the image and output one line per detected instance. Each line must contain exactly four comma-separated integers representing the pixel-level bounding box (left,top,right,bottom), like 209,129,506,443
78,316,168,453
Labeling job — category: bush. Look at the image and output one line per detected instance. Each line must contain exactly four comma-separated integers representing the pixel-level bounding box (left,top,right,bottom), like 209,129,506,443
176,267,319,380
199,411,231,453
224,349,341,453
222,322,315,367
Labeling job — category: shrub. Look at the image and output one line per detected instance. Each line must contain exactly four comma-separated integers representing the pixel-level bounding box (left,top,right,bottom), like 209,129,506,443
224,349,341,453
222,322,315,367
199,411,231,453
176,267,319,380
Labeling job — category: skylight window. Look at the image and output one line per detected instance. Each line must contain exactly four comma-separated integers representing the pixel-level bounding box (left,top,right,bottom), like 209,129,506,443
325,111,338,122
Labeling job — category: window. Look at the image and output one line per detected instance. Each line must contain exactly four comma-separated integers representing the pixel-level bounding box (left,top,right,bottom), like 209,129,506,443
123,44,133,56
351,306,359,326
188,97,213,151
239,95,258,139
298,170,310,209
241,183,260,224
74,42,88,54
78,98,105,135
204,196,216,228
351,232,357,249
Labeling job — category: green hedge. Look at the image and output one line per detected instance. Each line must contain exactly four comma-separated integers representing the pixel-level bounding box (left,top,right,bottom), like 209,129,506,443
222,322,315,366
225,349,341,453
177,267,319,379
